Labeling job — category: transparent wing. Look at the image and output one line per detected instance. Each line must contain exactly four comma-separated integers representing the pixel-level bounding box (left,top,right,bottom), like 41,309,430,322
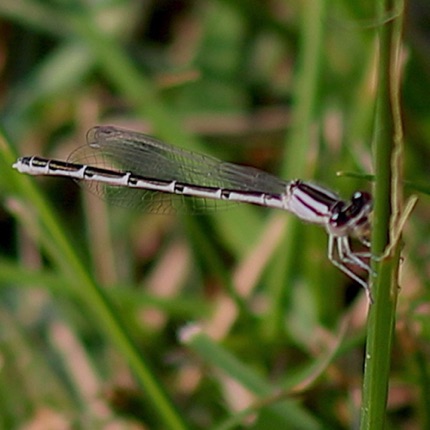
68,125,288,214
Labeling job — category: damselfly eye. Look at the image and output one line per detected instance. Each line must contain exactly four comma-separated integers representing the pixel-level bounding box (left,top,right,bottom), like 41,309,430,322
346,191,372,217
329,202,348,227
351,191,372,206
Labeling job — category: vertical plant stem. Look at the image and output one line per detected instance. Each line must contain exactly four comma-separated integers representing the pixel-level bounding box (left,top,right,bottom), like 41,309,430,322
360,0,404,428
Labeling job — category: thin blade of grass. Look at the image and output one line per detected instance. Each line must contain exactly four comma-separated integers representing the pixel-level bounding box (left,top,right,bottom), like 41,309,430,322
360,0,405,428
1,130,189,430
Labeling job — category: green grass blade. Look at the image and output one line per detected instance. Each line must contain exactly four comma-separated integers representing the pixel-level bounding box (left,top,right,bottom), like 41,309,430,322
265,0,327,337
1,130,189,429
180,327,323,430
360,0,405,428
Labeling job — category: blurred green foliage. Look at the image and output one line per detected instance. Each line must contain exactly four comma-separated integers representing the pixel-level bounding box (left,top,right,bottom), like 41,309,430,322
0,1,429,429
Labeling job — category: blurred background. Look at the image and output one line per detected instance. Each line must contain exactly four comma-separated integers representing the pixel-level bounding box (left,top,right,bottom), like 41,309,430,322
0,1,430,429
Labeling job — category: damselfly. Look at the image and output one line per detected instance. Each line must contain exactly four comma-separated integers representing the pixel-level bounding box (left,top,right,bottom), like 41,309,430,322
13,125,374,302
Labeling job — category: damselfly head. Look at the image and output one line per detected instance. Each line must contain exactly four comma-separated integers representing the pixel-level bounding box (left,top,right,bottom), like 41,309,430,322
327,191,372,239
